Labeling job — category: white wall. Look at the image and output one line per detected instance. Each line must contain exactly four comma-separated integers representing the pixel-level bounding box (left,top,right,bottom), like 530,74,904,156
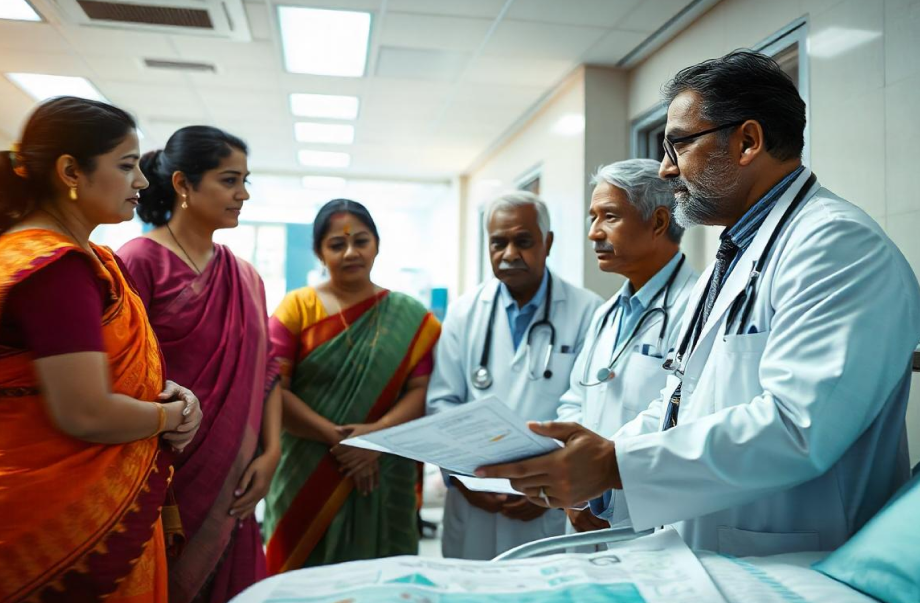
462,69,587,294
627,0,920,466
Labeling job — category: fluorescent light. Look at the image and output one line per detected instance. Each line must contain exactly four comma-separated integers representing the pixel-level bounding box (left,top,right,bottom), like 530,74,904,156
809,27,881,59
552,113,585,136
6,73,108,103
294,122,355,145
298,150,351,168
302,176,347,190
291,93,359,120
278,6,371,77
0,0,41,21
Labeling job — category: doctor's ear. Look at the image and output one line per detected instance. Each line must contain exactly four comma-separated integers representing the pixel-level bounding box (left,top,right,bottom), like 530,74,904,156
651,207,670,238
737,120,765,167
544,231,554,255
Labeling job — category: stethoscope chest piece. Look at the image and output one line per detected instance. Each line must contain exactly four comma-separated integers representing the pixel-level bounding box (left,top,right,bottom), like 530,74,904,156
472,365,493,390
595,367,615,382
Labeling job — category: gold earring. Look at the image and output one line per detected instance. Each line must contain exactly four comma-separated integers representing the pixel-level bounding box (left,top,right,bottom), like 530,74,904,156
181,194,188,210
69,186,78,201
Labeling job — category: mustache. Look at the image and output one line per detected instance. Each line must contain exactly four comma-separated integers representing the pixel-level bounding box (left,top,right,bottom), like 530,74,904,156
498,259,527,271
669,179,690,194
593,241,615,252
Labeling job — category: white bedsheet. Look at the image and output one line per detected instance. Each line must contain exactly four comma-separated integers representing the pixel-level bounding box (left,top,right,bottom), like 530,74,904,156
699,551,874,603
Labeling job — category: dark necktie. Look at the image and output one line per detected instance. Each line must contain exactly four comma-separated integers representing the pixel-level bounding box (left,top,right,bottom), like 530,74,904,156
663,238,739,431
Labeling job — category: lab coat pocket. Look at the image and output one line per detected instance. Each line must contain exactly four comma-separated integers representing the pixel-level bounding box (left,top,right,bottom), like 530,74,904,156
621,352,670,412
718,526,819,557
720,330,769,356
548,350,578,386
712,331,770,411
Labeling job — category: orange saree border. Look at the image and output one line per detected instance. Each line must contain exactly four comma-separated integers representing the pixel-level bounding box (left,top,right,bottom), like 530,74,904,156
266,312,441,573
0,230,170,603
297,290,389,360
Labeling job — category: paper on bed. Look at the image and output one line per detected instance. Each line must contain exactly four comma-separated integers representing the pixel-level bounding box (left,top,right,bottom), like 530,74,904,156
452,476,523,496
341,396,560,476
231,528,728,603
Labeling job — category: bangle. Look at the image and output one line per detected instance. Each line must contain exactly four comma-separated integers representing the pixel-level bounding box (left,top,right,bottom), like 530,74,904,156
152,403,167,438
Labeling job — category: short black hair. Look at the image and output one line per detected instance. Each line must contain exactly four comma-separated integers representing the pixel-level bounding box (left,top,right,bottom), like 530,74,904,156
662,50,806,161
137,126,248,226
312,198,380,256
0,96,136,231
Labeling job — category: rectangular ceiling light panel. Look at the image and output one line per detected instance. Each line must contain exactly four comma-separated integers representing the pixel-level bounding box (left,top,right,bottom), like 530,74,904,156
278,6,371,77
6,73,109,103
290,93,359,120
0,0,41,21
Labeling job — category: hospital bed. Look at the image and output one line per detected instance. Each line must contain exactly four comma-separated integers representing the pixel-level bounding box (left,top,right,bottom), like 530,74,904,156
233,467,919,603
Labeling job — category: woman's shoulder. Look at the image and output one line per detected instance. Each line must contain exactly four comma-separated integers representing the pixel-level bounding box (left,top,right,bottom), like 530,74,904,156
383,291,431,314
274,286,323,325
116,235,164,265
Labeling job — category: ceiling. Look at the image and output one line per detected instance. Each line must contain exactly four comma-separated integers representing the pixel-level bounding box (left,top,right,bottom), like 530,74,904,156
0,0,698,182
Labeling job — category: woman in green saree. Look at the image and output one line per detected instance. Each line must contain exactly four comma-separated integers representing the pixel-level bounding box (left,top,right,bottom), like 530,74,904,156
263,199,440,572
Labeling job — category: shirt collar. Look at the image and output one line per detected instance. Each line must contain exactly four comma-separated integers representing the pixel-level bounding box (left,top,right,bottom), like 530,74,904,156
722,165,805,250
499,268,549,312
616,251,683,310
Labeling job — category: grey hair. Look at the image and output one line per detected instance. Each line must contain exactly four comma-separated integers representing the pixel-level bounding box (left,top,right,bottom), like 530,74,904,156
483,191,551,240
591,158,684,243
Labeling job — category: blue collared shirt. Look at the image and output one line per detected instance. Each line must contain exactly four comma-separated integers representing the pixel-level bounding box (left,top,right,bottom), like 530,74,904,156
722,165,805,277
499,269,549,350
613,251,683,352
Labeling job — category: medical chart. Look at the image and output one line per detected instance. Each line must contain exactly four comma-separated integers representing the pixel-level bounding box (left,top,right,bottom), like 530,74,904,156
452,475,523,495
232,529,727,603
341,396,560,475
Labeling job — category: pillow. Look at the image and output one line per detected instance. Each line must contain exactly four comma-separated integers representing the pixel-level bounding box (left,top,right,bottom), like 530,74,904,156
814,470,920,603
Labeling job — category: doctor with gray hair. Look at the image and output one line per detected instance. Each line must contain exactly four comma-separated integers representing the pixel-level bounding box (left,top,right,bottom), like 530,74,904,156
427,189,602,560
556,158,699,535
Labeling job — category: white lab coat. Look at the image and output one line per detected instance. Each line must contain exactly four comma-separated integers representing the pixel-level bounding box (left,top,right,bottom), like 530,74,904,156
427,270,602,560
604,168,920,557
556,258,699,438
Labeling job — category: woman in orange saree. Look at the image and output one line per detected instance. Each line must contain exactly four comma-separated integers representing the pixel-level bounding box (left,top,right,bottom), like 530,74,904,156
263,199,440,572
0,97,202,603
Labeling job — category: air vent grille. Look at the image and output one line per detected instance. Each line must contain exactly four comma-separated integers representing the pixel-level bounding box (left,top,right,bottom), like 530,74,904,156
144,58,217,72
77,0,213,28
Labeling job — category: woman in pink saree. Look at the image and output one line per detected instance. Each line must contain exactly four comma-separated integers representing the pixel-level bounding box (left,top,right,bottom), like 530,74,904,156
119,126,282,603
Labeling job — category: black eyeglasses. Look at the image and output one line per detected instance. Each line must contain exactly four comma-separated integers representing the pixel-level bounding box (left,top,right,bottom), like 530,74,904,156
662,120,746,165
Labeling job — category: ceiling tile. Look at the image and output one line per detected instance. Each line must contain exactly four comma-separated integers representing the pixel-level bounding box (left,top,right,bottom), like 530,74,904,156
59,25,175,57
244,1,273,41
384,0,506,19
619,0,695,33
505,0,643,28
581,29,650,65
0,52,86,78
375,47,469,81
380,12,493,52
0,21,70,52
464,56,575,87
482,20,608,60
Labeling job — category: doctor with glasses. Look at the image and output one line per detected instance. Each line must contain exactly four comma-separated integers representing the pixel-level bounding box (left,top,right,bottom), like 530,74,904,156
556,159,698,535
427,191,601,560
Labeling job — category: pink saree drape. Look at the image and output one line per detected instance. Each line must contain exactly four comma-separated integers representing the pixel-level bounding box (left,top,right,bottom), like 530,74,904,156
119,239,276,603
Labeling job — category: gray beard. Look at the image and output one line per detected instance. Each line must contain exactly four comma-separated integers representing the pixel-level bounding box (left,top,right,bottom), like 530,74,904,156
672,148,741,228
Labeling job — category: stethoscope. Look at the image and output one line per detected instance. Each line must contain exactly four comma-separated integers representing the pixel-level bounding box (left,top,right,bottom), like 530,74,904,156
471,273,555,390
663,173,817,378
579,255,687,387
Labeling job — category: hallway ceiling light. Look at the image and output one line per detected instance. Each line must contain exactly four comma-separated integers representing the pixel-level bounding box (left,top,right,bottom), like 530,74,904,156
6,73,107,102
298,150,351,168
0,0,40,21
294,122,355,145
290,93,359,120
552,113,585,136
809,27,881,59
302,176,347,190
278,6,371,77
